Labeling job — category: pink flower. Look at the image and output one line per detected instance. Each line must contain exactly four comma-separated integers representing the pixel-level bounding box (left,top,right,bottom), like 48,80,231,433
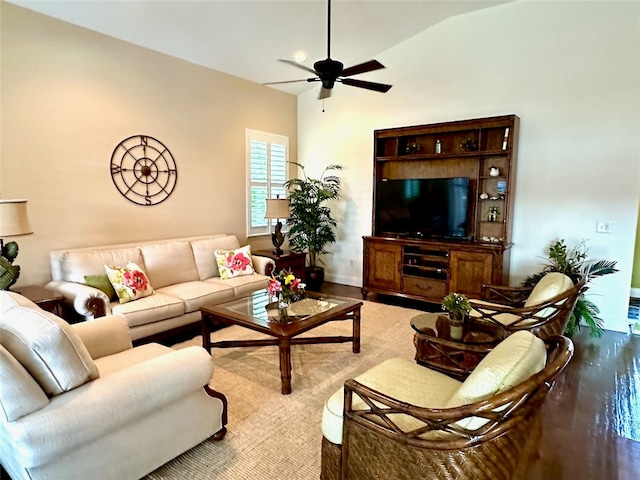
227,252,251,272
268,279,283,295
123,269,148,292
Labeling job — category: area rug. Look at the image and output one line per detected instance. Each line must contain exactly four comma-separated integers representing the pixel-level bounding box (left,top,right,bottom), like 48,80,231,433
144,300,426,479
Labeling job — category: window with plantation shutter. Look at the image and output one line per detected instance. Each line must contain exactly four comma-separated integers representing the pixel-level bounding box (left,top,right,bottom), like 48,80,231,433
246,129,289,236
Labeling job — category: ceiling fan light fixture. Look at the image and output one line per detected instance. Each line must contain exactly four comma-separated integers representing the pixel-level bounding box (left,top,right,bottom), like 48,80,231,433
292,50,308,63
265,0,392,99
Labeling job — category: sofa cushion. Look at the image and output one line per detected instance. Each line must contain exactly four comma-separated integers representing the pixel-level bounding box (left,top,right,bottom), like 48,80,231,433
156,281,235,313
105,262,154,304
0,290,40,313
60,248,143,283
206,274,270,298
0,304,100,397
215,245,255,279
140,241,199,289
111,293,185,328
191,235,241,280
446,330,546,430
322,357,462,445
0,344,50,422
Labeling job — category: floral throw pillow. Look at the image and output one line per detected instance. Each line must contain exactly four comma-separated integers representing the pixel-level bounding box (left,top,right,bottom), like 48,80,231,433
214,245,255,280
104,262,154,304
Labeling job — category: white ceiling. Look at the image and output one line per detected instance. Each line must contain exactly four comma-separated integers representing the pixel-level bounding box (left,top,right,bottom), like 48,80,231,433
7,0,508,96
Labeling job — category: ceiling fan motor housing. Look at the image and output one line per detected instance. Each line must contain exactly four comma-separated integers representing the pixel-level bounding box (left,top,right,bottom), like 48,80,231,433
314,59,344,88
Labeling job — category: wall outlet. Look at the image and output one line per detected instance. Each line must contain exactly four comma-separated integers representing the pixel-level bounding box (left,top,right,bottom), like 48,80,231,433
596,220,612,233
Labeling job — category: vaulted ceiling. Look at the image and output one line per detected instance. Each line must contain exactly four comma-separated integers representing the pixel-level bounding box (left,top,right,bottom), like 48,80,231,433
7,1,508,95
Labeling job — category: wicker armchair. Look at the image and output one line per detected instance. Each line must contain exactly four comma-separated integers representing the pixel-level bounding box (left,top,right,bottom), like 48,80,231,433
470,272,585,339
321,334,573,480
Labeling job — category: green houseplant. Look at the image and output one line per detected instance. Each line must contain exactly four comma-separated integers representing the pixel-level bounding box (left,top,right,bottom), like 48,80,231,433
441,292,471,340
284,162,343,290
522,239,618,338
441,292,471,319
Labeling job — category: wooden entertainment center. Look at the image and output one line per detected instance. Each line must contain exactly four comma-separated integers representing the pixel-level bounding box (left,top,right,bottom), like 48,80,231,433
362,115,519,303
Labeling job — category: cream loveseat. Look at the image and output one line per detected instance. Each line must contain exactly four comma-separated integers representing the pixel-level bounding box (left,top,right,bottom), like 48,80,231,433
0,291,227,480
46,234,275,342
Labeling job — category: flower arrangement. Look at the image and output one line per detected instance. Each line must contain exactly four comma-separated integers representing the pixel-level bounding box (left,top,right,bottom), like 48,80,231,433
267,269,305,306
441,292,471,318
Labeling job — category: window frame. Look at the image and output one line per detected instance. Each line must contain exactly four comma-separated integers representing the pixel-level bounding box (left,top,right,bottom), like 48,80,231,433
246,129,289,237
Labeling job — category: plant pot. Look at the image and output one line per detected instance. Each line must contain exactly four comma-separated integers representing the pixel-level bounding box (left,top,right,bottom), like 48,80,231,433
448,312,466,341
305,266,325,292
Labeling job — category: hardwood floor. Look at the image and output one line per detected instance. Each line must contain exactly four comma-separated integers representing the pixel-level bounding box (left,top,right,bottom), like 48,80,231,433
321,282,640,480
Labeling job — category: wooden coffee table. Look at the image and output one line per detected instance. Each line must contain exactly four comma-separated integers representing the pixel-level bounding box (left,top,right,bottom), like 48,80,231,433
200,290,362,394
411,313,507,380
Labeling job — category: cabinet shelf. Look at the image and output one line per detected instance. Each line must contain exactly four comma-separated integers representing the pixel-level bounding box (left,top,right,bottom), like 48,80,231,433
376,150,510,162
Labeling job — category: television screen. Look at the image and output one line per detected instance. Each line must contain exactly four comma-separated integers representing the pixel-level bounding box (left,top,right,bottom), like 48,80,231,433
375,177,470,239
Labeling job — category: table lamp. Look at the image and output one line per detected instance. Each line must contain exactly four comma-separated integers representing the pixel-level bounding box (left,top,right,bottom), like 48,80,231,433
264,196,290,256
0,199,33,290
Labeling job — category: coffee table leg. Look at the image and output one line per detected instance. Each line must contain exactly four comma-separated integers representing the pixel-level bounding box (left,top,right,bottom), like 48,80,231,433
352,307,361,353
279,338,292,395
201,313,212,354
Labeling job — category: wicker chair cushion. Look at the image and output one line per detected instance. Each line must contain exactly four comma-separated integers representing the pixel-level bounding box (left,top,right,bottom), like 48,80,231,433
322,357,461,445
446,330,546,430
524,272,574,311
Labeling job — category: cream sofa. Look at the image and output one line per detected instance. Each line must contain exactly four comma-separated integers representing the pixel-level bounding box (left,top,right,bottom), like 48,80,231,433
0,291,227,480
46,234,275,342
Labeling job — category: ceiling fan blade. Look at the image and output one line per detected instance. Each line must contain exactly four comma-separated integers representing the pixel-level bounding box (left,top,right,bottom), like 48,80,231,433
319,87,332,100
263,79,311,85
340,78,392,93
340,60,385,77
278,59,318,75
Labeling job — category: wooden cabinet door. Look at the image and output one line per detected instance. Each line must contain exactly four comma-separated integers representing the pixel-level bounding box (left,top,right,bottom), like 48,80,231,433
449,250,494,297
364,241,401,290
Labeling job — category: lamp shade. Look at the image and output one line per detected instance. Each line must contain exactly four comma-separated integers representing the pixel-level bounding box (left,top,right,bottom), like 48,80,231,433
264,198,290,219
0,199,33,237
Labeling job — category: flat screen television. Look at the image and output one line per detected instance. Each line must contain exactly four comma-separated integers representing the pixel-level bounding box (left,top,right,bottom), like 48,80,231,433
375,177,470,240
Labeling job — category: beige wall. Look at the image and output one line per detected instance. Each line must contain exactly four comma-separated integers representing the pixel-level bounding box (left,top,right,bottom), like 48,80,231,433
1,3,297,286
298,0,640,332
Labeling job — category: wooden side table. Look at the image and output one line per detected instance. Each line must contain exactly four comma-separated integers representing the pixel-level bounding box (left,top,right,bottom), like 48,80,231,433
411,313,506,380
253,250,307,279
13,285,65,317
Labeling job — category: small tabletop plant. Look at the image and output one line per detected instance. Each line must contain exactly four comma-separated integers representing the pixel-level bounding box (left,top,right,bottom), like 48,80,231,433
441,292,471,319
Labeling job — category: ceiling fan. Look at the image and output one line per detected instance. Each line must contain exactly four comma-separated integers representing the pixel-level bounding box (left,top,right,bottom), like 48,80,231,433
264,0,392,99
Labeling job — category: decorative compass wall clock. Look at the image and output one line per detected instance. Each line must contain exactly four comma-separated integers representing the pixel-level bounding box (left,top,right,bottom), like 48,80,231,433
110,135,178,206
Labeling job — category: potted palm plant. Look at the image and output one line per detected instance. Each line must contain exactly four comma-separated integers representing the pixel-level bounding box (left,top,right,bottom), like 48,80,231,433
284,161,343,291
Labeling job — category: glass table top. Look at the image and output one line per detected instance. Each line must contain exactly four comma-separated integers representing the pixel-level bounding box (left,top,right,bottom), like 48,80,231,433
214,289,350,323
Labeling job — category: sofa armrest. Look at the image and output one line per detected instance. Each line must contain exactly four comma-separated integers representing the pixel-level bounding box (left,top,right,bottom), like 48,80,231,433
71,315,132,359
252,255,276,276
45,280,111,319
6,346,215,468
